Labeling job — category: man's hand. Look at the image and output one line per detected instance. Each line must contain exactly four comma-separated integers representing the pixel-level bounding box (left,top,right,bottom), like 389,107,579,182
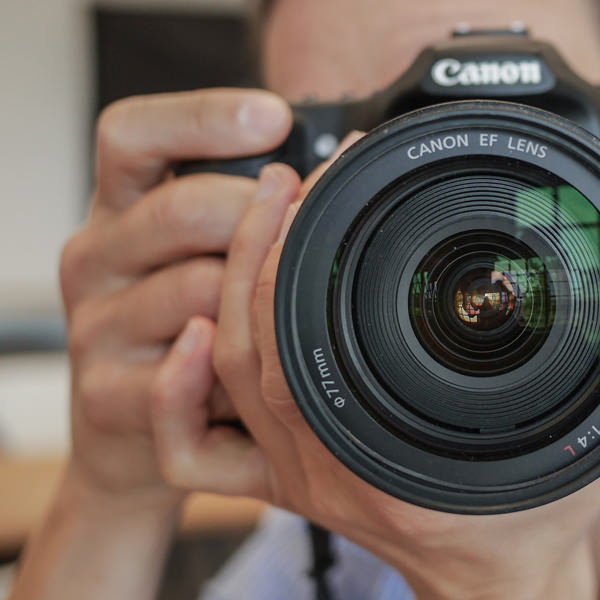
209,148,599,599
60,88,292,503
10,88,292,600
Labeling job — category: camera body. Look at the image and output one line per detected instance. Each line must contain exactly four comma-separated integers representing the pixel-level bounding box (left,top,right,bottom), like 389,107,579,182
179,31,600,514
177,29,600,179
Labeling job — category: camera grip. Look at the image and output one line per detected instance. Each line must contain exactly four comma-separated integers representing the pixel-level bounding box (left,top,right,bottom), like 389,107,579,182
174,121,308,179
174,150,287,179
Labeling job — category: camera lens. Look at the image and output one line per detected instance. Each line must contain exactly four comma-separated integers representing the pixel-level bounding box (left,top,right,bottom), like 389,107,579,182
275,102,600,513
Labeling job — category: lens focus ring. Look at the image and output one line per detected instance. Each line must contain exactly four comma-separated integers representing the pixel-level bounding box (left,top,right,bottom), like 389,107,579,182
344,171,600,441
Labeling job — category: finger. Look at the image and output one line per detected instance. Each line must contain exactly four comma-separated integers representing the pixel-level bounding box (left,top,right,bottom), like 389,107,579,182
246,131,367,423
214,163,302,444
253,214,318,432
100,174,256,276
151,317,273,499
94,88,293,210
249,201,297,355
217,163,300,352
248,132,365,431
243,132,366,426
96,257,224,347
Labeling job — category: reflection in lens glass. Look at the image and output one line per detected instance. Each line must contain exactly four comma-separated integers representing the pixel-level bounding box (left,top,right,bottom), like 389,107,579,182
408,232,553,375
454,269,517,329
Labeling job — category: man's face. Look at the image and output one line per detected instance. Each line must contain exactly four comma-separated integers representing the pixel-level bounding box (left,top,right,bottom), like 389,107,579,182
262,0,600,102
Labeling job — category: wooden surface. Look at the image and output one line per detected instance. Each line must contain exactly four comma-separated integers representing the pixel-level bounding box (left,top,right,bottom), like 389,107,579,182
0,455,265,555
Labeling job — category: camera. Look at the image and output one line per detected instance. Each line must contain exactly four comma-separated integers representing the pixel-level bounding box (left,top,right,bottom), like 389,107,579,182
178,29,600,514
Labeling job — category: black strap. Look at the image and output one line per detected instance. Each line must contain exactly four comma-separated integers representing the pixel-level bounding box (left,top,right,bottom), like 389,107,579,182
308,523,336,600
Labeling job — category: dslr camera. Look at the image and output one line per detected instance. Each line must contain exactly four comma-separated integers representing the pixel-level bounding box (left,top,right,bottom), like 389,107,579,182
179,28,600,514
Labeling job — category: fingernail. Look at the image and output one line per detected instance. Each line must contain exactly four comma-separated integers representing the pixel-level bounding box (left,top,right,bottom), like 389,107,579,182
238,93,290,140
177,321,199,356
277,204,298,243
254,165,283,203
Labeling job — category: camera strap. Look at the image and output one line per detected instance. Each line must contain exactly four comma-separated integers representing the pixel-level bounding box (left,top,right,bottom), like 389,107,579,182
308,522,336,600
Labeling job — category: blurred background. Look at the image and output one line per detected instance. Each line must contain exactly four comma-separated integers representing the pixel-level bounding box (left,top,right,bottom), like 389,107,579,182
0,1,266,596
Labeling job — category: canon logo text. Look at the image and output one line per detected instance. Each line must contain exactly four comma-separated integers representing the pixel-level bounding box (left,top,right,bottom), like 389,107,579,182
432,58,543,87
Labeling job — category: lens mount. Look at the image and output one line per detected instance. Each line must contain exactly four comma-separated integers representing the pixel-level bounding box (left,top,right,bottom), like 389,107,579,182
275,101,600,513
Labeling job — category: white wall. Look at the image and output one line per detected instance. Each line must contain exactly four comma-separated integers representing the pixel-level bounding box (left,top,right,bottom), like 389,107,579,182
0,0,243,317
1,0,90,314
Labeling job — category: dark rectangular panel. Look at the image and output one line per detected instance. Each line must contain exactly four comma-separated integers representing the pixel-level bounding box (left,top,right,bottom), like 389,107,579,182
95,7,256,113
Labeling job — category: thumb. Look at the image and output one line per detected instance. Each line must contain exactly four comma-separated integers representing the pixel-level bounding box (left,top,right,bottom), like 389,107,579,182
151,316,272,499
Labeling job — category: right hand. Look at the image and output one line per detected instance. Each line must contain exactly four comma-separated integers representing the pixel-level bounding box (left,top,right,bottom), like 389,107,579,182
59,88,293,507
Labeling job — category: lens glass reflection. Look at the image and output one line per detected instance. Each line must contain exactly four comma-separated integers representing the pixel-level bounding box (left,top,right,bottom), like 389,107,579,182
409,232,554,375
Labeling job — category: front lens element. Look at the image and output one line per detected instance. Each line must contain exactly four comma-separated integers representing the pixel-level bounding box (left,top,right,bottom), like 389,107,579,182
347,166,600,441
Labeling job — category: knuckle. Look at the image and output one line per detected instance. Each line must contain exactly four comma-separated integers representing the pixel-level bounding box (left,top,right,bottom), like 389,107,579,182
265,397,305,430
189,258,224,314
77,362,117,433
189,93,211,138
149,179,195,234
96,96,149,165
96,98,132,154
260,369,306,429
68,300,105,360
187,90,232,140
148,174,250,253
165,258,224,318
59,229,93,305
261,368,291,407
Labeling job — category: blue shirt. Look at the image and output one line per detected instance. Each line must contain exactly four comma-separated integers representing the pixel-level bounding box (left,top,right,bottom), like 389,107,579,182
200,508,415,600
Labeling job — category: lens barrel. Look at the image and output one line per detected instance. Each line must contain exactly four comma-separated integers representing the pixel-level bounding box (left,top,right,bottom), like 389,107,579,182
275,101,600,513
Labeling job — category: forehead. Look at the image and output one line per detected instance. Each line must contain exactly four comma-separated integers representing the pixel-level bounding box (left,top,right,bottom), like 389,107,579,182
261,0,424,101
259,0,600,98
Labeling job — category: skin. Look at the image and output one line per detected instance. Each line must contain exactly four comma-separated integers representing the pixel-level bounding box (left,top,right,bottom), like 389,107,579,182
262,0,600,100
9,1,600,599
9,88,295,600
